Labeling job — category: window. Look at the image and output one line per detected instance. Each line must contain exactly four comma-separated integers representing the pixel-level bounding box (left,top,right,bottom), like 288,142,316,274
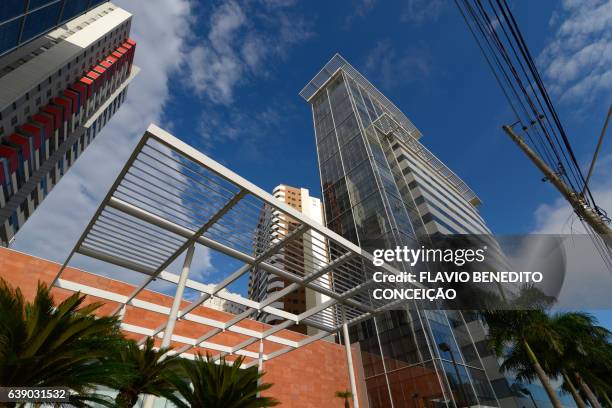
10,116,17,125
0,18,21,55
22,3,63,43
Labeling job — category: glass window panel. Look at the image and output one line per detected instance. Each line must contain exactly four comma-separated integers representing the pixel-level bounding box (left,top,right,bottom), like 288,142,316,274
373,98,385,117
376,310,425,371
366,375,392,408
468,368,498,406
366,127,387,165
387,194,416,237
335,113,360,146
29,0,57,8
316,129,338,163
346,163,378,204
440,361,478,407
331,97,353,124
314,113,333,140
60,0,89,23
0,0,25,21
0,17,21,54
356,103,371,127
313,93,330,120
319,153,343,188
323,177,351,220
353,193,391,242
327,209,358,244
363,91,379,121
340,134,368,173
22,2,61,42
389,363,446,408
328,75,349,107
378,165,400,196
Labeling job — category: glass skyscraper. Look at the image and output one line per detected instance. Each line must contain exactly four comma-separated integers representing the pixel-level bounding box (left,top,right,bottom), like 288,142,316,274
301,54,501,408
0,0,109,57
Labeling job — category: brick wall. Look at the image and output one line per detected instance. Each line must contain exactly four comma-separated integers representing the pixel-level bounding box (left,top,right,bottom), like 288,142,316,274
0,247,362,407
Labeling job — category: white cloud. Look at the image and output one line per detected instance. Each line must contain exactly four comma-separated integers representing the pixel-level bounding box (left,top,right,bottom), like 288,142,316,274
185,0,312,105
531,154,612,309
400,0,447,25
364,40,432,89
10,0,218,286
344,0,377,26
539,0,612,104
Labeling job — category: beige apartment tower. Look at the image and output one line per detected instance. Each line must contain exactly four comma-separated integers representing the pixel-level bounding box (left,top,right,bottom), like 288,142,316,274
248,184,329,335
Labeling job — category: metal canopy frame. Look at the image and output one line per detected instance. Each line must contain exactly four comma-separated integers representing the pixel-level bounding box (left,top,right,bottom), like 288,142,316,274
51,124,415,369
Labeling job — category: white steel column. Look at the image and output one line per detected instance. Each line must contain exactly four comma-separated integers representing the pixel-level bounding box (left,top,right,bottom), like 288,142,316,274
343,322,359,408
258,338,264,373
257,338,264,397
161,244,195,348
143,244,195,408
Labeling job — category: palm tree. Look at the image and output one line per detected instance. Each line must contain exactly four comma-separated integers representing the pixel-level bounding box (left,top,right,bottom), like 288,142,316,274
173,354,279,408
501,324,586,408
0,278,126,407
550,312,612,408
110,337,186,407
335,390,352,408
480,309,564,408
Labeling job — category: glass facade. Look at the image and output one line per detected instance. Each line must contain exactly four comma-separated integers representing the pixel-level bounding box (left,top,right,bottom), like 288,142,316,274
0,0,108,56
308,65,499,408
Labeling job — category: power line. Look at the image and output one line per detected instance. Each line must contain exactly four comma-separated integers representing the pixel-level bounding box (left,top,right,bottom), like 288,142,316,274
455,0,612,266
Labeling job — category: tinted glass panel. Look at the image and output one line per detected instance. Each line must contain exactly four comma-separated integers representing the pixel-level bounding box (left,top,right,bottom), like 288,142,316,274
316,130,338,163
340,134,368,173
346,164,377,204
22,3,61,42
60,0,89,24
323,178,351,220
320,153,343,188
0,0,25,21
29,0,56,8
0,18,21,54
335,113,360,146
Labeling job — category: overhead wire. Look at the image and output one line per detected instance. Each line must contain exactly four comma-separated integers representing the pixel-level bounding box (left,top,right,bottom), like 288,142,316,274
455,0,612,271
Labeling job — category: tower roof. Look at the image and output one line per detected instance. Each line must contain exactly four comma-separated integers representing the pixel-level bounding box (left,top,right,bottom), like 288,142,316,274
299,53,422,139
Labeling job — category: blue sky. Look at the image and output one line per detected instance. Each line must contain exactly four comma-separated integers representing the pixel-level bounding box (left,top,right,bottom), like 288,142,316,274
162,0,611,234
13,0,612,326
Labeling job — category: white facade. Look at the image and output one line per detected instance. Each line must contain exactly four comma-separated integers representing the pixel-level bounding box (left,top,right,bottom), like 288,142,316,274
198,284,247,315
249,184,329,334
0,2,137,245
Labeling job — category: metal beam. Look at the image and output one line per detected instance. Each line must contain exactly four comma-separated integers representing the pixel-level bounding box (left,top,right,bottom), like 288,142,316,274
110,189,246,315
143,244,195,408
106,197,375,314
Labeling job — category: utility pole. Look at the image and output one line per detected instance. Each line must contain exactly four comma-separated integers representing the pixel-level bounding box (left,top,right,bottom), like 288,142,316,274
502,125,612,249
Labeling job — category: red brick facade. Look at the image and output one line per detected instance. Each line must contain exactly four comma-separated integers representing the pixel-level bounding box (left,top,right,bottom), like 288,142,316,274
0,247,364,407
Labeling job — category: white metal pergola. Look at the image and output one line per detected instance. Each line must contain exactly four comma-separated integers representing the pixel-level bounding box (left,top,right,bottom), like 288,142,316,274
51,124,416,407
